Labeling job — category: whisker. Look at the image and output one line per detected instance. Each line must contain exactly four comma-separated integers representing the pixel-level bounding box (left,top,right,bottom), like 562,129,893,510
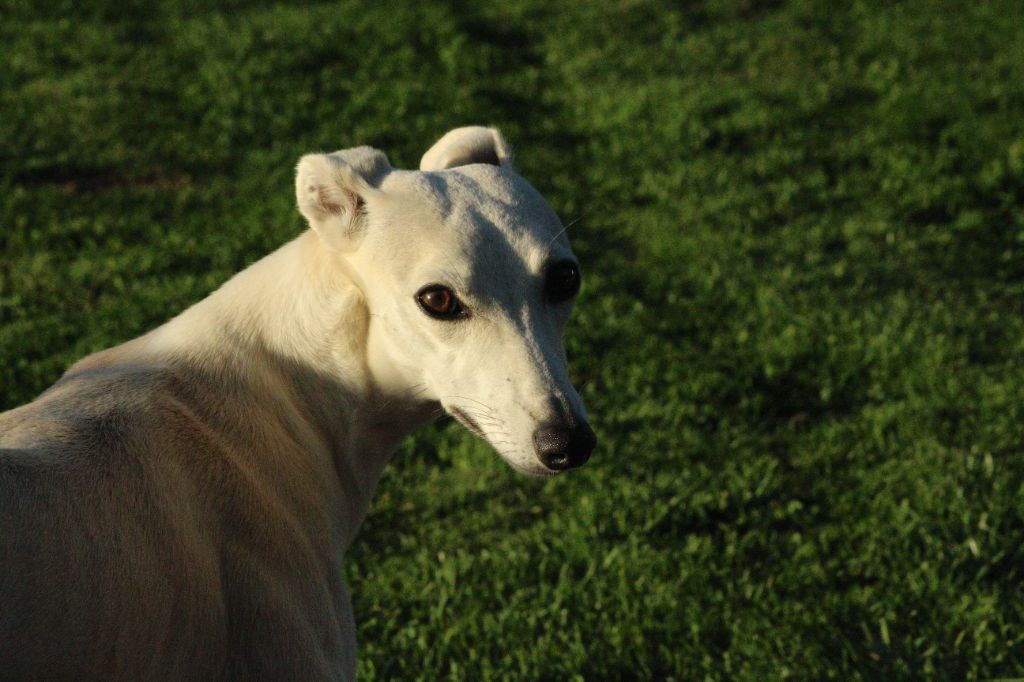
442,395,498,414
461,412,503,426
460,412,508,432
543,215,584,257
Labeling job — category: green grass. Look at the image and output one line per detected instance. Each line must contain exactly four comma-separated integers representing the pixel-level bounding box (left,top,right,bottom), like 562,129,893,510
3,0,1024,678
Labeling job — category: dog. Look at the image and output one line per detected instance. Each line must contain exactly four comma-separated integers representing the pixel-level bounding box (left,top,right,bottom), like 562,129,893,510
0,126,596,680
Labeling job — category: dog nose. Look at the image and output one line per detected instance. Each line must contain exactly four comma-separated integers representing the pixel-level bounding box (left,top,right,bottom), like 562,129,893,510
533,422,596,471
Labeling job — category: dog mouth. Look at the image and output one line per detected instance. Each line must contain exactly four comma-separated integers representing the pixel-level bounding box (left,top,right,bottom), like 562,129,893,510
448,405,561,478
449,407,487,439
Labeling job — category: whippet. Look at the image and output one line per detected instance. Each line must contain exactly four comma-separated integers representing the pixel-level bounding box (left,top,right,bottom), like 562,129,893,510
0,126,595,680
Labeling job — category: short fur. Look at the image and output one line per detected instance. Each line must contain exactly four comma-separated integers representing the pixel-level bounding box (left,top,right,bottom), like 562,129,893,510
0,127,593,680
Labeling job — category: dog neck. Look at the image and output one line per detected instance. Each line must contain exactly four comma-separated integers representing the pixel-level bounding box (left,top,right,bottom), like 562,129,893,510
143,230,436,545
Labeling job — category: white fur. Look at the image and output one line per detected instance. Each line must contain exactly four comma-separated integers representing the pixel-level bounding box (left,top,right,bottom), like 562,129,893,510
0,127,591,679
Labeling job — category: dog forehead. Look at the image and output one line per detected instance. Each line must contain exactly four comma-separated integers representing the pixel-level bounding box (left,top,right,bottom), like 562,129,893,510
378,165,562,245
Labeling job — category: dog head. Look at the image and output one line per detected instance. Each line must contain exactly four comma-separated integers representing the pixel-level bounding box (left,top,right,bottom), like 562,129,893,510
296,127,595,476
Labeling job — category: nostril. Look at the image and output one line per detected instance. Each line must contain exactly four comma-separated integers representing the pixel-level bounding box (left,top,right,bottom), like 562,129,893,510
533,426,571,470
534,422,596,471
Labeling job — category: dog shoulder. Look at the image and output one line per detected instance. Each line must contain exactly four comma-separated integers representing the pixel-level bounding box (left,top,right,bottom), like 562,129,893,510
0,346,241,487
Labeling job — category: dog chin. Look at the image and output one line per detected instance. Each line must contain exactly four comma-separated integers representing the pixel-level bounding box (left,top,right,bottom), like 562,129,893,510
502,456,560,478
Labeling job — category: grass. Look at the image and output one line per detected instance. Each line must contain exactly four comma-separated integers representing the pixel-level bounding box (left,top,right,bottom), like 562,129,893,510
2,0,1024,678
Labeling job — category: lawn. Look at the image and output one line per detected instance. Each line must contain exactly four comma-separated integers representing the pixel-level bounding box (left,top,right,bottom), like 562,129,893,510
2,0,1024,678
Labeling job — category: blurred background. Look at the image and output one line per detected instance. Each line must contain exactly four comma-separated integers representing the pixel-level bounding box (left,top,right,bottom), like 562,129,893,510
2,0,1023,678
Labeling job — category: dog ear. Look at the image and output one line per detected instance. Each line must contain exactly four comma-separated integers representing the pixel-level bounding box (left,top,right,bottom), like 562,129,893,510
296,147,390,251
419,126,514,171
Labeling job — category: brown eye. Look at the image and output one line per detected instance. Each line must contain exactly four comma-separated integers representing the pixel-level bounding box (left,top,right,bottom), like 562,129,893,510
416,285,464,320
545,260,581,302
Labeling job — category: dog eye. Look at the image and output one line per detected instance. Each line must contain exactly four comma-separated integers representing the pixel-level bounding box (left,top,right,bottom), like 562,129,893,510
416,285,464,320
545,260,581,302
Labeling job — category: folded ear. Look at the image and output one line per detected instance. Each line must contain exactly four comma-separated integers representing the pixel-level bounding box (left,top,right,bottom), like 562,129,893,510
420,126,514,171
296,147,390,251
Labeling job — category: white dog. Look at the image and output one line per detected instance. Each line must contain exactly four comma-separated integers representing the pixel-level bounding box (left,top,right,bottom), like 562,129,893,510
0,127,595,680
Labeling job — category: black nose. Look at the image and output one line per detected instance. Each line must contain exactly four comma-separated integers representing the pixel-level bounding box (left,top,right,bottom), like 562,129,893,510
533,422,596,471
